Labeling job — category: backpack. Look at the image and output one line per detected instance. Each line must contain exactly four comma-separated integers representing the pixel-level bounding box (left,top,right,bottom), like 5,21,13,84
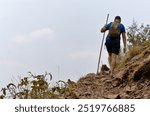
108,22,120,38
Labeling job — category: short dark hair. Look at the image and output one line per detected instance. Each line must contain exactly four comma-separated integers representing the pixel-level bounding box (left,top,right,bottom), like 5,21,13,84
114,16,121,21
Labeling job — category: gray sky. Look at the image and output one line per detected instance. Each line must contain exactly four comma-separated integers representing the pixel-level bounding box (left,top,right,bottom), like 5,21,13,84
0,0,150,87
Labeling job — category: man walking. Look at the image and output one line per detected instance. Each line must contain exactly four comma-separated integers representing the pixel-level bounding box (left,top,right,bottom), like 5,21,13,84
101,16,126,78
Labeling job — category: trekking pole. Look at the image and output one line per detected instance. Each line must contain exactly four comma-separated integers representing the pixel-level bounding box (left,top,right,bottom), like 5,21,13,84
97,14,109,74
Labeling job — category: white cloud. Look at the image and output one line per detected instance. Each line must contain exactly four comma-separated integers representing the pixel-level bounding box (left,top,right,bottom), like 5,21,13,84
13,28,54,44
69,51,98,60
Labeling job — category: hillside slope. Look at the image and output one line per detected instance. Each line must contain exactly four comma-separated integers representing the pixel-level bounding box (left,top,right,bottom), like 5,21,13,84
63,45,150,99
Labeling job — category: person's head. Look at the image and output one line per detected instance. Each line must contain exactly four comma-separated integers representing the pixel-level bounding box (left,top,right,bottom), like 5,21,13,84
114,16,121,23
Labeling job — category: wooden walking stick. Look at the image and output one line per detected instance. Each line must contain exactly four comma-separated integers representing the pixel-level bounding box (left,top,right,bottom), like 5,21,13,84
97,14,109,74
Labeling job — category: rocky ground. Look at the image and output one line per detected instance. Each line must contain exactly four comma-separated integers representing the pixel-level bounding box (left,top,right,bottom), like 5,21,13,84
62,45,150,99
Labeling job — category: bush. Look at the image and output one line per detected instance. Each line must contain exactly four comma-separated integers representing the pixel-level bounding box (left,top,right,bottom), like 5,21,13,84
0,72,78,99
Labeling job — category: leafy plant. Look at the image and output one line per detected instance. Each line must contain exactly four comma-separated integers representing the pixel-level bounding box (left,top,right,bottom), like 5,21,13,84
0,72,78,99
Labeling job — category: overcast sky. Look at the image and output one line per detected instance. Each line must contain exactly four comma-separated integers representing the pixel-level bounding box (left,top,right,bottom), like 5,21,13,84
0,0,150,87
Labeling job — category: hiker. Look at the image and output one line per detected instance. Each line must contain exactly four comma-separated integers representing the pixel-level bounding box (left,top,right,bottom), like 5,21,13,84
100,16,127,78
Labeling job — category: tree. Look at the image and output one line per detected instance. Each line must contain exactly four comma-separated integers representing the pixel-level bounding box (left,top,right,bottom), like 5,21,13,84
127,20,150,47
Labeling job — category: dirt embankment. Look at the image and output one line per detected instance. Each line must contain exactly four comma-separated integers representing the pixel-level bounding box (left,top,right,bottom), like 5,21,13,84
64,45,150,99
